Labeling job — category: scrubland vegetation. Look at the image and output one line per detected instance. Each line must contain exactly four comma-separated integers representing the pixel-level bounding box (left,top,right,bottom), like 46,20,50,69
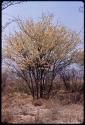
2,14,84,124
2,68,84,124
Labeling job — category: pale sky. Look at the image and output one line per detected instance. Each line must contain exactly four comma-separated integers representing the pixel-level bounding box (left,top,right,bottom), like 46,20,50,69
2,1,84,47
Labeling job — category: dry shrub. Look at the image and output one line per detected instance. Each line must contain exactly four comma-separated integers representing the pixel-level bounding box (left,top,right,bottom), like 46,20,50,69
2,80,15,95
32,99,43,106
59,69,84,93
50,75,83,104
14,79,30,95
70,78,84,92
2,78,31,95
56,89,84,105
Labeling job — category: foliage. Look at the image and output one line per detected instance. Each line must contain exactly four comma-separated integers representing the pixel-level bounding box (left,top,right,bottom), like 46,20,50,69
3,14,82,99
73,49,84,65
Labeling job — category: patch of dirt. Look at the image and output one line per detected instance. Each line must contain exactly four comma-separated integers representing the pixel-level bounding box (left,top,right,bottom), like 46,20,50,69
1,92,84,124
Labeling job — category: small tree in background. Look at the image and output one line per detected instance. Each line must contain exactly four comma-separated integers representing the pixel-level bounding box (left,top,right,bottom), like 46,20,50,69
3,14,82,99
59,68,84,92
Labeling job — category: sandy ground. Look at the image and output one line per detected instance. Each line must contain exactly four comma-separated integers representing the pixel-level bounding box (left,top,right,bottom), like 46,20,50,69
1,92,84,124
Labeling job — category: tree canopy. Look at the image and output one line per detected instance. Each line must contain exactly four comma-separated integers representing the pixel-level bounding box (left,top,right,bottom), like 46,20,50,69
3,14,83,99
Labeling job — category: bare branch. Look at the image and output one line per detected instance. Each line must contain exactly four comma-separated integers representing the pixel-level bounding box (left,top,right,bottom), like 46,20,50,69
2,1,23,10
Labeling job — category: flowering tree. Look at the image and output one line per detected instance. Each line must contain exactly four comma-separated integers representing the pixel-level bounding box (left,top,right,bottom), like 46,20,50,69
3,14,81,99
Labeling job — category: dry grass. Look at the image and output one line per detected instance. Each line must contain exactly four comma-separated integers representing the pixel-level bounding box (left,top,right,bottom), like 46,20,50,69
2,110,13,123
1,91,84,124
1,76,84,124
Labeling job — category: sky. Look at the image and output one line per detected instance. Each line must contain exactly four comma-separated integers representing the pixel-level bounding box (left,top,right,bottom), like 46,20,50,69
2,1,84,47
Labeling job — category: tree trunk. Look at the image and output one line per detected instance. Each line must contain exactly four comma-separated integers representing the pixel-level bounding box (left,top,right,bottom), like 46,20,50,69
40,81,43,98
